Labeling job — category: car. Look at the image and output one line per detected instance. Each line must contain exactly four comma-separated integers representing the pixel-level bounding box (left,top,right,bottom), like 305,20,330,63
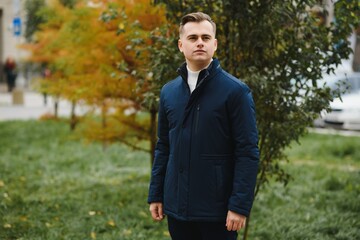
322,89,360,130
320,71,360,94
314,72,360,130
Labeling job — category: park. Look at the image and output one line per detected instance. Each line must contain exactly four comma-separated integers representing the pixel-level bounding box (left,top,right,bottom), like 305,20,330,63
1,0,360,239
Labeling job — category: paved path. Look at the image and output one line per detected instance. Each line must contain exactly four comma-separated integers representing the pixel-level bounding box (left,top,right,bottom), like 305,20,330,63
0,86,82,121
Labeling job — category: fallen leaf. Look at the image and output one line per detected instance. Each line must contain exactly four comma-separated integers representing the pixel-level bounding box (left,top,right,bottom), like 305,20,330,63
0,180,4,187
107,220,116,227
4,223,11,228
89,211,96,216
91,231,96,239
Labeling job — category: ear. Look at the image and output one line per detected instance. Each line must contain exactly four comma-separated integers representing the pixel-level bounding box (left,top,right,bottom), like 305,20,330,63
214,38,218,51
178,39,183,52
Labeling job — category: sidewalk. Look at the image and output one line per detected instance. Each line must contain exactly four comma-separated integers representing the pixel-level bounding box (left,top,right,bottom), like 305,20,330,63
0,85,81,121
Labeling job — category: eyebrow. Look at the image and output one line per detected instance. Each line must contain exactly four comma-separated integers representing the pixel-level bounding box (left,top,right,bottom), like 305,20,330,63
186,34,212,39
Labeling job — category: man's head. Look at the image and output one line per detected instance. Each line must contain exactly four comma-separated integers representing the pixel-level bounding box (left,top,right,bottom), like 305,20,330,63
178,12,217,71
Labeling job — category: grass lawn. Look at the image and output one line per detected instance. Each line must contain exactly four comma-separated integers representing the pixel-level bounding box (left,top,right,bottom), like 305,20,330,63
0,120,359,239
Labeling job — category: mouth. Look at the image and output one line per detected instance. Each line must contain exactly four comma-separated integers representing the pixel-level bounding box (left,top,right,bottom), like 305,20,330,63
194,50,206,54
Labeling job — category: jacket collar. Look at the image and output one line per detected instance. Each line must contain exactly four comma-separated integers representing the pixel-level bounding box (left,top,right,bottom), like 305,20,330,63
177,58,221,84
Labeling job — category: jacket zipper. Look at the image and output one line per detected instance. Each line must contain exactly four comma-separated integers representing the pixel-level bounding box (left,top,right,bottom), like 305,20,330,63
195,104,200,134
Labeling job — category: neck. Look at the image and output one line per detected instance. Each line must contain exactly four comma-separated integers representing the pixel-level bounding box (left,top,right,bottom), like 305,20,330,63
186,59,213,71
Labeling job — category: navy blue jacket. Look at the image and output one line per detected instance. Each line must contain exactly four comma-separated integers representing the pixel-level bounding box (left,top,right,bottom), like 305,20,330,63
148,59,259,221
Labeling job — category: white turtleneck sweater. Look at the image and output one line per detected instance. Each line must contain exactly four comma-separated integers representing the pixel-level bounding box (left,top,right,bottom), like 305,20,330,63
186,59,213,93
186,67,200,93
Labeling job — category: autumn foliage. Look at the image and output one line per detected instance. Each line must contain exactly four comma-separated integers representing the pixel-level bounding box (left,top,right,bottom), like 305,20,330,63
23,0,172,155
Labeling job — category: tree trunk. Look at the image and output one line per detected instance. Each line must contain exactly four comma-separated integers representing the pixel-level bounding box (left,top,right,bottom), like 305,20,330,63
102,101,108,151
242,212,251,240
353,27,360,72
54,97,59,118
70,100,77,131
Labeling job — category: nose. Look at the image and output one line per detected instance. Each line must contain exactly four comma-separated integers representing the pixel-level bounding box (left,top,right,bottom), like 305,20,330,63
196,38,204,47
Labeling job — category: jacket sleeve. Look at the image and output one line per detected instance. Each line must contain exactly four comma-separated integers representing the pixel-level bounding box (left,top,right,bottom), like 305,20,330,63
147,90,170,203
227,87,260,217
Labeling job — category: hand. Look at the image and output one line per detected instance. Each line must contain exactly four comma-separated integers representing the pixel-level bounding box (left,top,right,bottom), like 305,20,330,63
226,210,246,231
149,202,164,221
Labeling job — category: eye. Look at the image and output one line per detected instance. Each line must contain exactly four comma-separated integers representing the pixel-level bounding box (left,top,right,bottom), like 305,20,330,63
202,36,211,41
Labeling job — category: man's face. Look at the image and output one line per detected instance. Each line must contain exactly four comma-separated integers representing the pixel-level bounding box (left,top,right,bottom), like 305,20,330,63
178,20,217,69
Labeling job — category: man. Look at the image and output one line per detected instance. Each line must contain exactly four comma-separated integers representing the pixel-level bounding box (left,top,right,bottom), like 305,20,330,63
148,12,259,240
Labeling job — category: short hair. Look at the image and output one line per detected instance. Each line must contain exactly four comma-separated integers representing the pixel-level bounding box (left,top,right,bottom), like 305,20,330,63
179,12,216,37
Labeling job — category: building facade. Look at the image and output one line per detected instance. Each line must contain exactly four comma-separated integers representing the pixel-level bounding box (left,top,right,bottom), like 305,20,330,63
0,0,27,85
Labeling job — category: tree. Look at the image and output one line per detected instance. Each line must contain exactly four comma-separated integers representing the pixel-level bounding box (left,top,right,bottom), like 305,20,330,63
59,0,79,8
153,0,360,239
24,0,46,42
22,0,172,159
130,25,183,163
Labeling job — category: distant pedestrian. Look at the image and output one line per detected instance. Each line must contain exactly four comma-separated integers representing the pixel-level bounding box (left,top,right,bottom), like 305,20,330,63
3,57,17,92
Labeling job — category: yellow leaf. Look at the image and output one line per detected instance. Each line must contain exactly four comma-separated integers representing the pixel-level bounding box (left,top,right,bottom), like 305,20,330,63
19,216,28,222
89,211,96,216
45,222,51,227
4,223,11,228
91,231,96,239
0,180,4,187
163,231,170,237
119,23,125,29
107,220,116,227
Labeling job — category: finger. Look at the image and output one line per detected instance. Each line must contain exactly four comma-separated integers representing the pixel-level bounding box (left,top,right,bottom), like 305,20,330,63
231,221,239,231
225,215,230,229
158,205,163,219
150,205,160,221
240,220,246,229
226,220,233,231
150,210,158,220
150,208,159,220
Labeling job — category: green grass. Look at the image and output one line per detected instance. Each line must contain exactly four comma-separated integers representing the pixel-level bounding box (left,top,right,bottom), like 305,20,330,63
0,121,359,239
251,132,360,240
0,120,167,240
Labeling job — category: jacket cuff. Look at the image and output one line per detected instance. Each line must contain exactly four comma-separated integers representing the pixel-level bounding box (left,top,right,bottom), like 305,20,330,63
147,196,163,204
228,205,250,218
